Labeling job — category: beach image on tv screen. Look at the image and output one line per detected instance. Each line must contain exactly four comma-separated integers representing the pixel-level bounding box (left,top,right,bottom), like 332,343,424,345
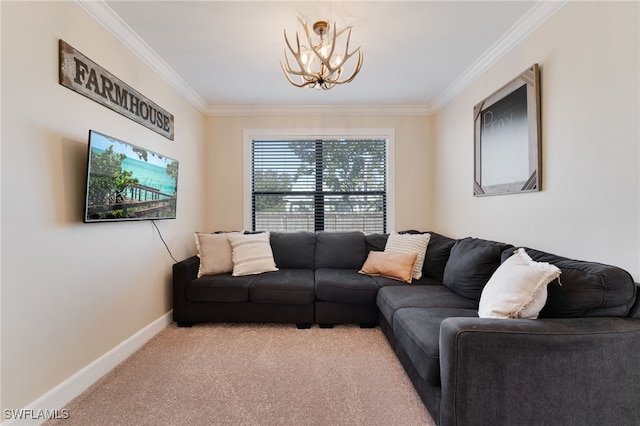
85,131,178,222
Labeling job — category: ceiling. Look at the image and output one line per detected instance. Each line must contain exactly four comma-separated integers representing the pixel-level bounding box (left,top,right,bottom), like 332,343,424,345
81,1,565,115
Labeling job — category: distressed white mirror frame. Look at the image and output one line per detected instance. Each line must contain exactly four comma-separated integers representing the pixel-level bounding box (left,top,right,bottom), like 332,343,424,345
474,64,541,196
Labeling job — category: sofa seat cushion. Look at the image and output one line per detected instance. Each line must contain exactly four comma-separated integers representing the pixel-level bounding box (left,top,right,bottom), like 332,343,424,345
250,269,315,305
186,274,257,303
377,285,477,326
393,307,478,386
315,268,378,304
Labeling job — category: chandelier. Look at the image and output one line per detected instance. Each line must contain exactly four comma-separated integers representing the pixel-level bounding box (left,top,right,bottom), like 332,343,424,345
281,19,363,90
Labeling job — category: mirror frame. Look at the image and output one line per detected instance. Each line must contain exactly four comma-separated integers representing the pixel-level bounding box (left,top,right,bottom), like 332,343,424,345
473,64,541,196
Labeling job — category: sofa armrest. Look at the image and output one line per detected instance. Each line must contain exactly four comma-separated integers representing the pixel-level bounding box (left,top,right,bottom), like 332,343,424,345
439,317,640,426
172,256,199,322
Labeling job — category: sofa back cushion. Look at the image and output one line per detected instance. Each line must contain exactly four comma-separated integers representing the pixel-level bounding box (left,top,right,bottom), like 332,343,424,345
365,233,388,252
315,231,367,269
513,248,638,318
270,231,316,269
422,231,456,282
629,284,640,319
443,237,513,302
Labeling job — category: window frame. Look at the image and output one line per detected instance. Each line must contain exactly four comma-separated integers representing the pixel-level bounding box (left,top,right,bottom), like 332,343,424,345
243,128,395,233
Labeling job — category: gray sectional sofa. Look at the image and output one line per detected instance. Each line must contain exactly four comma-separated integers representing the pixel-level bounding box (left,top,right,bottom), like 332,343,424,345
172,230,640,425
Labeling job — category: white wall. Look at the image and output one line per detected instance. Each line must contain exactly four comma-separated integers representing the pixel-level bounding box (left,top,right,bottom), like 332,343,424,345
433,1,640,280
205,115,434,233
1,1,207,412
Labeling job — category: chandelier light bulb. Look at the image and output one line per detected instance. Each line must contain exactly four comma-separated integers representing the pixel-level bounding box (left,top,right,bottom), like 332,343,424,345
319,45,329,59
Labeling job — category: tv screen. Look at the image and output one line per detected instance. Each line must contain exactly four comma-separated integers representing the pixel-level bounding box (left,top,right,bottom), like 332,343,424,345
84,130,178,222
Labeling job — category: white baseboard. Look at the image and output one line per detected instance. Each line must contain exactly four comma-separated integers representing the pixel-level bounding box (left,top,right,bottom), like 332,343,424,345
2,311,173,426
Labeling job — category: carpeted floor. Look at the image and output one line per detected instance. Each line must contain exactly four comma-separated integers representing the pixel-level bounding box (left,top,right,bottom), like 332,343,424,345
47,323,435,426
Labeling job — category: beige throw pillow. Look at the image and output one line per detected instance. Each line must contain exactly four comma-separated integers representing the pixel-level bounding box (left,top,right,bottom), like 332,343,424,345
384,232,431,280
359,251,418,283
194,232,238,277
227,232,278,276
478,248,561,319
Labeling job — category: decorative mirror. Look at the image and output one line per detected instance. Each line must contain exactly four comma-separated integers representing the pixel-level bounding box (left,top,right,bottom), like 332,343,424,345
474,64,541,196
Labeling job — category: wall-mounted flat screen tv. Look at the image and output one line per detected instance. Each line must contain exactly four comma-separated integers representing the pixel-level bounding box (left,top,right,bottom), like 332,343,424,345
84,130,178,222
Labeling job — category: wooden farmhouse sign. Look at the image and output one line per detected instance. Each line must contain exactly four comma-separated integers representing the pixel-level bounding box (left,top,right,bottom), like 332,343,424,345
59,39,174,140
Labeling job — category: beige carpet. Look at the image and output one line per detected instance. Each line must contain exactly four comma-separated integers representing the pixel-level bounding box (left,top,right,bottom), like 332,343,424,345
47,323,435,426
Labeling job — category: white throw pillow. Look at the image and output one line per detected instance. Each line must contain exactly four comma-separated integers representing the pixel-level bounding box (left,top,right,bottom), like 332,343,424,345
194,232,239,277
227,232,278,276
384,232,431,280
478,248,561,319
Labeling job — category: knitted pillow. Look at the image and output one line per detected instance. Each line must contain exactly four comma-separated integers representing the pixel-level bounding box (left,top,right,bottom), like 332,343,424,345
384,232,431,280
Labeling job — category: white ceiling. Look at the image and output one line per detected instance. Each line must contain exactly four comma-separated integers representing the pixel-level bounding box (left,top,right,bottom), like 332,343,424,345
81,1,566,115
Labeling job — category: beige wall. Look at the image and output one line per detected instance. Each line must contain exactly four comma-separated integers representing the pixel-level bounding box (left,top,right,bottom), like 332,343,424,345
2,0,638,417
432,1,640,280
205,115,434,233
1,2,207,411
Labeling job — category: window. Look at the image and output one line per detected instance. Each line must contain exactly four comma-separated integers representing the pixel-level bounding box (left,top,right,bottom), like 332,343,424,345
245,129,394,233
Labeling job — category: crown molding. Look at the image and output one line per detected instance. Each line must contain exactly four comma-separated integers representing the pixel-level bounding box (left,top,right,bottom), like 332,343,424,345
206,104,434,117
75,0,209,113
430,0,568,112
77,0,566,118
